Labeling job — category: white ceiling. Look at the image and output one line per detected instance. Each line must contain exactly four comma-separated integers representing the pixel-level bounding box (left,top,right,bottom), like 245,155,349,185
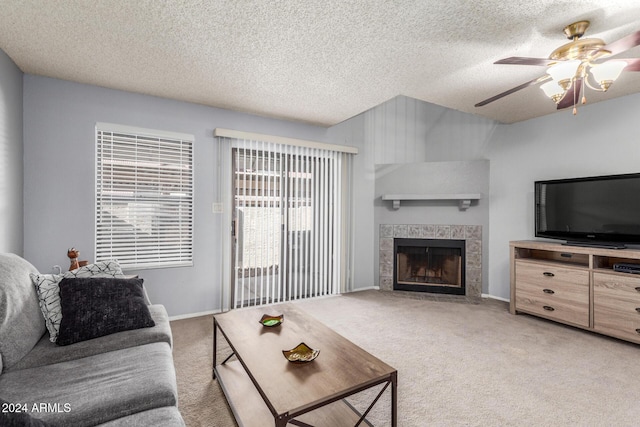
1,1,640,127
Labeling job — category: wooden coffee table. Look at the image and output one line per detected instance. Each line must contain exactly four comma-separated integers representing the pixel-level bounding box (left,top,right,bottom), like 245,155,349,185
213,303,397,426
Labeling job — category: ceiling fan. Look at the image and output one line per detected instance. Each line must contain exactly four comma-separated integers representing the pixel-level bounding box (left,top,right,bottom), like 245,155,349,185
475,21,640,114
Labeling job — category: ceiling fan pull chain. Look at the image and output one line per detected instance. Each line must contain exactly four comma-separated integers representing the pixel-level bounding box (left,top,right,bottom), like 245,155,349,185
582,77,587,105
573,80,578,115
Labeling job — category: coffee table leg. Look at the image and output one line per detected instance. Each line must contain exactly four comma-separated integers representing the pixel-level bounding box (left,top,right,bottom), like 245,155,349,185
275,414,289,427
391,371,398,427
212,317,218,379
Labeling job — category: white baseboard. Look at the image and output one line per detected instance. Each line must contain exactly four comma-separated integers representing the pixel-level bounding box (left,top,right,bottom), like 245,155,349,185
482,293,510,303
168,292,508,320
346,286,379,293
169,309,220,321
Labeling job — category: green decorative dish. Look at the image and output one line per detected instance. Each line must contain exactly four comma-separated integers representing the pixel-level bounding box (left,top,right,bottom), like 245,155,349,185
282,342,320,363
259,314,284,327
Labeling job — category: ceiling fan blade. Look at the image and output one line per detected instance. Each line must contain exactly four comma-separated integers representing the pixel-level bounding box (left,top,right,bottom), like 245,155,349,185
615,58,640,71
599,30,640,56
557,78,582,110
475,75,551,107
494,57,557,66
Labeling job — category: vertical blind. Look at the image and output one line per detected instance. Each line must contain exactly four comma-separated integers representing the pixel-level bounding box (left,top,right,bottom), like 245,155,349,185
96,124,194,269
220,135,355,309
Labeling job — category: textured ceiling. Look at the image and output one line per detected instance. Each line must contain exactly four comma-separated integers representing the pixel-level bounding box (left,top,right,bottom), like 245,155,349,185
1,1,640,126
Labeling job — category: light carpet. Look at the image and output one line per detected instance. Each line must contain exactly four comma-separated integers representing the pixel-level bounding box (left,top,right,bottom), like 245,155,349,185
170,290,640,426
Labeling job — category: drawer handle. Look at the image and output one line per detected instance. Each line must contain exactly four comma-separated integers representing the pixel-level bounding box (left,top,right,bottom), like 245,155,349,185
543,305,555,312
543,289,555,294
543,272,555,277
636,329,640,335
636,308,640,313
636,287,640,292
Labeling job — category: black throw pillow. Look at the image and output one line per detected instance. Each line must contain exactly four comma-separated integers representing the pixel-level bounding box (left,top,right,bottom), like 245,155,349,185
0,398,54,427
56,277,155,346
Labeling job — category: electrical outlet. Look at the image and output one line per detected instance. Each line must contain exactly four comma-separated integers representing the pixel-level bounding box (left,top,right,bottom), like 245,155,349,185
212,203,223,213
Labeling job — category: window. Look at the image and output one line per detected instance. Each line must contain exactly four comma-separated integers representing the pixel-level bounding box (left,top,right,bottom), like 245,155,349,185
96,123,194,270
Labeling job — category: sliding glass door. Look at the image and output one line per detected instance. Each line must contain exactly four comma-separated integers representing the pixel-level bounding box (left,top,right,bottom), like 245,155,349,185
231,142,346,308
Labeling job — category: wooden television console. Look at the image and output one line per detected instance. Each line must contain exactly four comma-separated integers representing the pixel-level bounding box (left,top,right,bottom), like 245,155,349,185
510,240,640,345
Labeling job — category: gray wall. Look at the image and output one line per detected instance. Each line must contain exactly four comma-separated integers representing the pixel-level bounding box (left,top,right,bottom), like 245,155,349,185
19,65,640,315
328,113,375,291
334,95,495,293
374,160,490,292
486,93,640,300
0,50,24,254
23,75,360,316
363,95,497,163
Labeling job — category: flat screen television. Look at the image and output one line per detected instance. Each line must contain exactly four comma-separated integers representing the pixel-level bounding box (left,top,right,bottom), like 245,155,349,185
535,173,640,248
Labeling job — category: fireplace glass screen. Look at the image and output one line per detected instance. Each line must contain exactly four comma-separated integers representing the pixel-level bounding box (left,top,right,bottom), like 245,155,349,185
394,239,465,295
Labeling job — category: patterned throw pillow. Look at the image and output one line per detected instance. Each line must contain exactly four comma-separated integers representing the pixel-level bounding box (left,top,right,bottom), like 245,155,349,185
30,260,125,342
29,273,64,343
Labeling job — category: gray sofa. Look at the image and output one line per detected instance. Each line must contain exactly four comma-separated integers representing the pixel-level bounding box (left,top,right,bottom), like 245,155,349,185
0,253,185,426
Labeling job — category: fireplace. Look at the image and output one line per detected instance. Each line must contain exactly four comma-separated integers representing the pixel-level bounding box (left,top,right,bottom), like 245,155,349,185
379,224,482,298
394,238,465,295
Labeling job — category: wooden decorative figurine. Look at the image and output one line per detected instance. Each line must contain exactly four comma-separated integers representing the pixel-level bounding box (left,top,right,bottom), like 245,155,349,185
67,248,88,271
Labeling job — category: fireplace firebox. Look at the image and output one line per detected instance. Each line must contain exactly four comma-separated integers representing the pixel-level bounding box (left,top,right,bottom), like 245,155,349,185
393,238,465,295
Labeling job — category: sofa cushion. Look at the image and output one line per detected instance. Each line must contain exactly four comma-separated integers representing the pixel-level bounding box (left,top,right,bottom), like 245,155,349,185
57,277,155,346
0,253,46,371
7,304,173,372
0,342,178,426
7,305,172,372
30,260,125,343
97,406,185,427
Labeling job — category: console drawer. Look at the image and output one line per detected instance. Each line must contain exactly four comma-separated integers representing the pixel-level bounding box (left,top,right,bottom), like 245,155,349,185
593,272,640,306
515,261,589,327
592,312,640,344
593,272,640,343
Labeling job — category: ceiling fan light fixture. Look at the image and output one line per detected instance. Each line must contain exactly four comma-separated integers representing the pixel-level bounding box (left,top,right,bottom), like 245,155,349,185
540,81,566,103
475,21,640,114
590,60,627,91
547,60,581,88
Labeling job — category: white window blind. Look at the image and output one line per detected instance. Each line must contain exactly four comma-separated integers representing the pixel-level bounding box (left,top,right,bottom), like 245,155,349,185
96,124,194,270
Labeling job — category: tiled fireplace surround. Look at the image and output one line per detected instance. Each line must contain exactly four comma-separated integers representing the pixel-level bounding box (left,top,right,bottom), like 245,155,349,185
379,224,482,299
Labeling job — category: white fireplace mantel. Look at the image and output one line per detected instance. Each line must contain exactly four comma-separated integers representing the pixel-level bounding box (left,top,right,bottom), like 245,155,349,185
381,193,481,211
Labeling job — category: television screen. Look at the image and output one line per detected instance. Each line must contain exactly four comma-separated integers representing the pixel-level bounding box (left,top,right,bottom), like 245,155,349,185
535,173,640,246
